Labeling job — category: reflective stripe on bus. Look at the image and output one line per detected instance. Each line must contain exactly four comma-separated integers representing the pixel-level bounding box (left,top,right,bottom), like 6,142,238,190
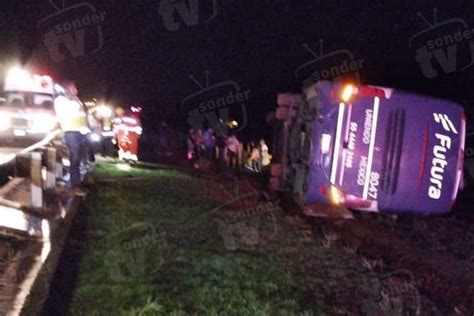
363,97,380,199
339,105,353,185
330,103,345,184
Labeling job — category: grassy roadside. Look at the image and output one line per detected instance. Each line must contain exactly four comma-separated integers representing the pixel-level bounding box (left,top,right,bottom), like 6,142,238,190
65,163,382,315
67,163,305,315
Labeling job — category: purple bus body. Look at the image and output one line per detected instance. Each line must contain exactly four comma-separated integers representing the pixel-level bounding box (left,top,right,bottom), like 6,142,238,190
304,81,465,215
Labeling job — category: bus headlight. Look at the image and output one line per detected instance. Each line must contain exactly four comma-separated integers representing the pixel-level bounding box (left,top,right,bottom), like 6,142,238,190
0,116,11,131
341,84,357,103
329,185,345,205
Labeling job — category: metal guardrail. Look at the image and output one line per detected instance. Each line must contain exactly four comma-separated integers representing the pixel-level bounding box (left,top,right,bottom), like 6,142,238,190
0,131,66,235
0,130,63,166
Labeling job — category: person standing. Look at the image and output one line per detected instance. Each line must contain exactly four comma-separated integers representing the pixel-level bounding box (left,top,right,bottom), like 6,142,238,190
85,109,101,165
186,128,196,161
260,139,272,167
54,83,90,191
226,133,240,168
203,128,215,160
113,108,142,162
249,141,261,172
215,132,227,170
195,129,205,160
186,128,200,169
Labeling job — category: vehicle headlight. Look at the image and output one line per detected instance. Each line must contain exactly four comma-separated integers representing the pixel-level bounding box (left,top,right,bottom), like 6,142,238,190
30,114,57,133
0,116,11,131
96,105,113,118
329,185,345,206
341,84,356,102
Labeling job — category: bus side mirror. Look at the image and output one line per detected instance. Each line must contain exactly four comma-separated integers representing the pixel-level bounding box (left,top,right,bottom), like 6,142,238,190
0,97,6,104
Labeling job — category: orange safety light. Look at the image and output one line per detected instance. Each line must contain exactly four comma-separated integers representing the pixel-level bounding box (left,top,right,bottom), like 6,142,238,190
341,84,356,103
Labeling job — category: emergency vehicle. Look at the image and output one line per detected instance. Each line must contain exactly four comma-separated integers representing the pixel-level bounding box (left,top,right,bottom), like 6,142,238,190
0,67,64,148
269,81,466,215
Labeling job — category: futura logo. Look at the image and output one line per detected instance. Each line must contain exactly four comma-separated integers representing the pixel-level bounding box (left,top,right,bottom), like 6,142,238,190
410,8,474,78
38,0,106,62
181,71,249,133
158,0,218,32
433,113,458,134
429,113,459,200
295,39,364,88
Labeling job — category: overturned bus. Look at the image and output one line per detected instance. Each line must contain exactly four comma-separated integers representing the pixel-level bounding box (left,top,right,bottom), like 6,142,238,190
269,81,466,216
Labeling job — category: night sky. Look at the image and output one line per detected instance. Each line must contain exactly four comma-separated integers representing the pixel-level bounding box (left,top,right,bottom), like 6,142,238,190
1,0,474,139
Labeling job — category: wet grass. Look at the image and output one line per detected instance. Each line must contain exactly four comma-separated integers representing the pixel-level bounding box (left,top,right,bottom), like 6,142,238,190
91,162,186,181
67,163,332,315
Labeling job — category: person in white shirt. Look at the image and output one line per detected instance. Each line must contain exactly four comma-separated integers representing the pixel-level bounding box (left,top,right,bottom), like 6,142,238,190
226,133,240,168
54,83,90,189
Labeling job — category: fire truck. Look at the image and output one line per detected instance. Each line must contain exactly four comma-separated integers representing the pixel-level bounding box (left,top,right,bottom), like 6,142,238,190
0,67,68,164
0,68,65,145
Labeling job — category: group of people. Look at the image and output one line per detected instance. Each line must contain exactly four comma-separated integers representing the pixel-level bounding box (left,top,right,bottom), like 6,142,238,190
186,128,233,169
186,128,271,171
55,83,142,193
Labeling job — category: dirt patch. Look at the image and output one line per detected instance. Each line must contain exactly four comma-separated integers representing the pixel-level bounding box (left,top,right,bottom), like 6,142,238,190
201,172,474,314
